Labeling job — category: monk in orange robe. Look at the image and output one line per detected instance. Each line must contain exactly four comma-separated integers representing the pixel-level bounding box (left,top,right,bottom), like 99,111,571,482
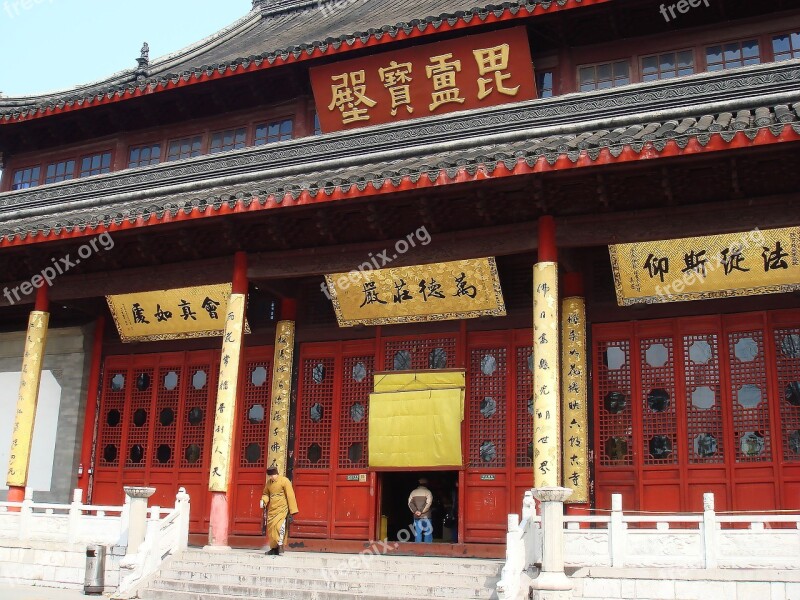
260,466,299,555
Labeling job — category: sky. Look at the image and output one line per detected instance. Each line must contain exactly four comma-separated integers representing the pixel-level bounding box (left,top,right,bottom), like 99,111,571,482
0,0,253,97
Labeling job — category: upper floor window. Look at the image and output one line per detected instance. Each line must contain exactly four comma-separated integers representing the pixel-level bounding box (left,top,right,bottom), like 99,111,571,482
167,135,203,162
773,32,800,61
210,127,247,154
641,50,695,82
536,71,554,98
44,160,75,184
254,119,293,146
80,152,112,178
578,60,630,92
706,39,760,71
12,166,40,190
129,143,161,168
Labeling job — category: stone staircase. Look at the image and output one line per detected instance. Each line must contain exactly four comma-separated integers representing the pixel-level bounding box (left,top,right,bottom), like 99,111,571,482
139,548,503,600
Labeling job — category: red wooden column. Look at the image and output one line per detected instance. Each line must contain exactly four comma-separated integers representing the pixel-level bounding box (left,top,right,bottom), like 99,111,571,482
208,252,248,547
77,317,106,502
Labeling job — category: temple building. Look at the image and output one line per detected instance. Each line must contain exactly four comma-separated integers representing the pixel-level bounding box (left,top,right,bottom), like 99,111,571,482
0,0,798,554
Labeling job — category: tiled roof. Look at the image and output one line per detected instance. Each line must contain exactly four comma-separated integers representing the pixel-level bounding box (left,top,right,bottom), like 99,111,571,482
1,101,798,246
0,0,602,122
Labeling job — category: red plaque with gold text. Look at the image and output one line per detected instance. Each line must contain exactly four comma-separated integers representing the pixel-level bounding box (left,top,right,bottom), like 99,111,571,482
311,26,536,133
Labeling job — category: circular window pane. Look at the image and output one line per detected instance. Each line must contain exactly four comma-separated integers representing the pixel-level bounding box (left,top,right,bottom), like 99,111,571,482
136,373,151,391
251,366,268,387
429,348,447,370
691,386,716,410
527,354,534,373
740,431,765,457
737,384,762,408
789,430,800,455
645,344,669,368
184,444,201,464
310,403,324,423
481,355,498,376
248,404,265,424
188,407,203,426
479,441,497,463
350,402,365,423
110,374,125,392
734,337,759,362
780,334,800,359
312,363,326,384
527,396,534,417
133,409,148,428
604,346,626,370
604,391,628,414
348,443,363,464
107,409,121,427
649,435,673,460
694,433,718,458
480,397,497,418
192,370,207,390
129,445,144,464
352,362,367,383
103,444,118,463
689,340,712,364
647,389,670,412
785,382,800,407
163,371,179,391
156,445,172,464
393,351,412,371
605,437,628,461
308,443,322,464
159,408,175,427
245,443,261,464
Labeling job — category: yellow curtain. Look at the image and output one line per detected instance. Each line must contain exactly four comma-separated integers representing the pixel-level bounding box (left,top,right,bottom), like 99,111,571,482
373,371,465,393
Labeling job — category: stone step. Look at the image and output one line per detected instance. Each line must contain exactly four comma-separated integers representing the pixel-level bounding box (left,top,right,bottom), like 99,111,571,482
141,588,435,600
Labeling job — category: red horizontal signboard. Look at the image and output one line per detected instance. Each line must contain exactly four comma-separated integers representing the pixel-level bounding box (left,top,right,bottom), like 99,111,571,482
311,26,536,133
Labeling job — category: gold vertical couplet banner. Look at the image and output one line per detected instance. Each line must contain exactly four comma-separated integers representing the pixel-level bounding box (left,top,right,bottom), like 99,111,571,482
532,262,560,489
208,293,246,493
6,311,50,488
266,320,295,475
561,297,589,503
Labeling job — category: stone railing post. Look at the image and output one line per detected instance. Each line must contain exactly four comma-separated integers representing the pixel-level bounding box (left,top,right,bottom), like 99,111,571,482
18,488,34,541
124,486,156,555
176,488,191,552
530,487,573,600
702,492,718,569
609,493,626,567
68,488,83,544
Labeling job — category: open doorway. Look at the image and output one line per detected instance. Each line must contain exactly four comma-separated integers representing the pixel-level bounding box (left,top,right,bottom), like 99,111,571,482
379,471,459,543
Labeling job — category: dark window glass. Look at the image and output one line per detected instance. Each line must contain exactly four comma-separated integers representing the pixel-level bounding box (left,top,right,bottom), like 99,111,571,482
706,39,760,71
103,445,118,464
245,443,261,464
159,408,175,427
185,444,201,464
156,445,172,464
579,61,630,92
209,127,247,154
44,160,75,184
128,143,161,168
536,71,554,98
254,119,293,146
773,32,800,61
12,166,41,190
107,410,121,427
642,50,695,82
79,152,112,177
167,135,203,161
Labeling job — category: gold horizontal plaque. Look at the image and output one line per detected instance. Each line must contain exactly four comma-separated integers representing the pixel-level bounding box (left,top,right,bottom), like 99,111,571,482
325,257,506,327
107,283,250,342
610,227,800,306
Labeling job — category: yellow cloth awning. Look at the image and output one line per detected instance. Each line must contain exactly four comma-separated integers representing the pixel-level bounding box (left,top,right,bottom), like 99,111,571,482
373,371,465,393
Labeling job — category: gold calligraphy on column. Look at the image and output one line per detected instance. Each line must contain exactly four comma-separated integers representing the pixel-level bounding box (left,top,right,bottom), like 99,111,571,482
266,320,295,475
208,293,246,493
533,262,559,489
561,297,589,503
7,311,49,488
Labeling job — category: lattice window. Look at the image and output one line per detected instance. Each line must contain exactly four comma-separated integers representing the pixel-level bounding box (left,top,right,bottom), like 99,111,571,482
98,367,128,468
516,346,534,468
384,337,457,371
728,331,771,463
774,328,800,462
239,358,272,468
125,369,155,469
684,334,724,464
151,366,181,469
640,338,678,465
469,348,507,467
180,362,214,469
296,358,335,469
596,340,633,467
339,355,374,469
